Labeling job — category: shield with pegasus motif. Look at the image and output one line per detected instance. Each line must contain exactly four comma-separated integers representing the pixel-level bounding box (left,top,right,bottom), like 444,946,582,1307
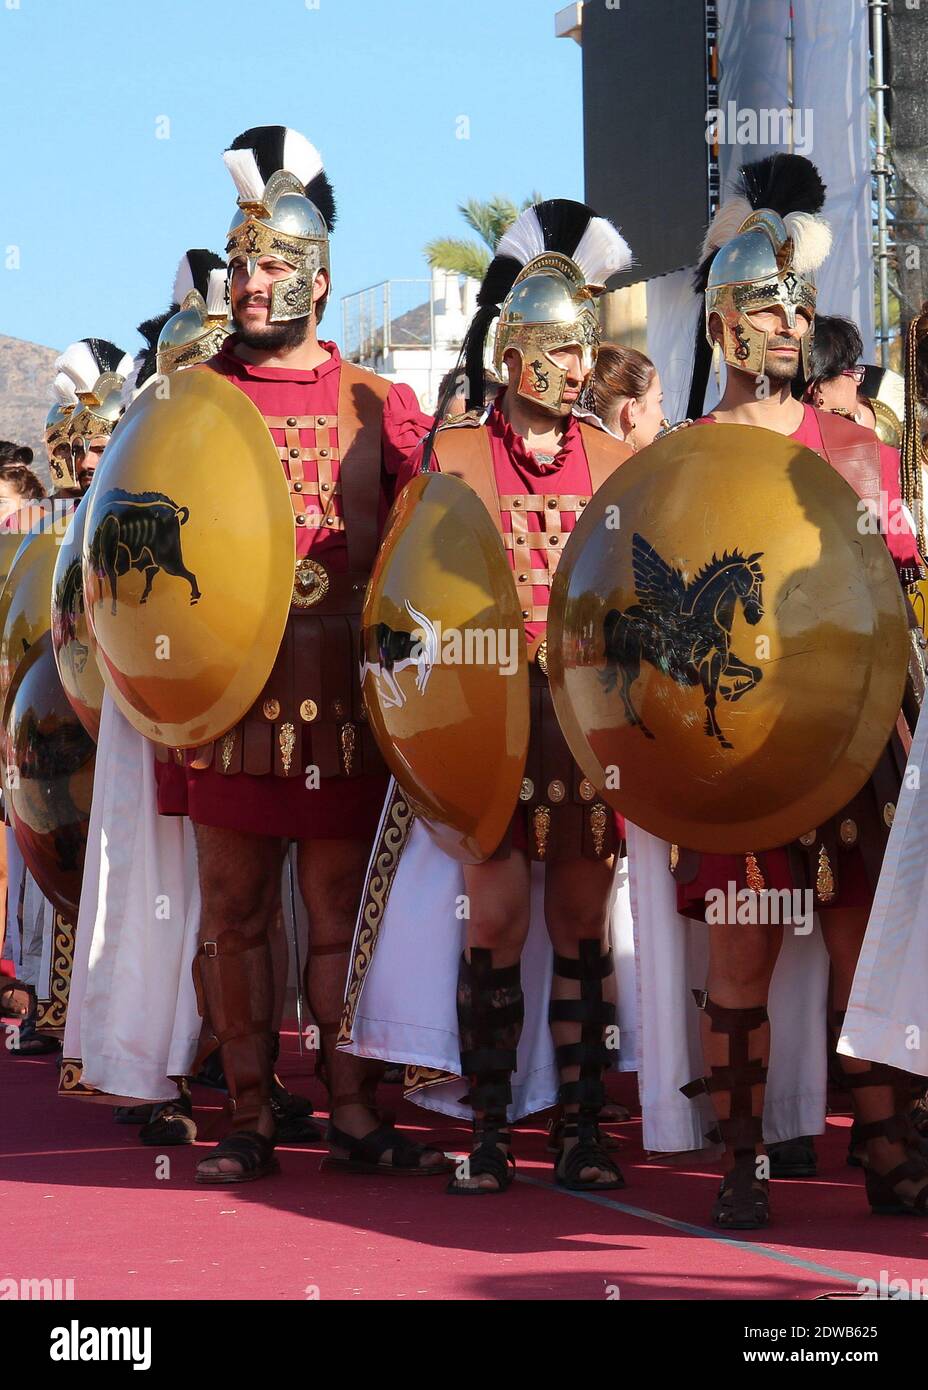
547,423,910,853
361,471,529,863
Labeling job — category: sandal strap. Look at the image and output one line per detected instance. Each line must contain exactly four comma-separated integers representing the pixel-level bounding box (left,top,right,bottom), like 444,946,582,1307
464,1137,516,1184
854,1113,914,1146
550,940,616,1118
706,1115,764,1153
558,1136,622,1185
200,1130,275,1172
328,1121,433,1170
681,1059,767,1098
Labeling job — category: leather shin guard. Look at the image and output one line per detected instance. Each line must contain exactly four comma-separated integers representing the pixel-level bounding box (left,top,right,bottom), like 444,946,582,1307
681,992,768,1159
549,939,615,1128
457,949,524,1131
193,928,275,1132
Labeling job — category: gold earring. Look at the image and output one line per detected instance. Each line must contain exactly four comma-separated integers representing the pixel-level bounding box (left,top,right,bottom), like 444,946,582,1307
712,340,723,388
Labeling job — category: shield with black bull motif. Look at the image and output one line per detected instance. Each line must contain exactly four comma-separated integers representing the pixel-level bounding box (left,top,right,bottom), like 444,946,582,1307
547,423,910,853
82,370,295,747
361,471,529,863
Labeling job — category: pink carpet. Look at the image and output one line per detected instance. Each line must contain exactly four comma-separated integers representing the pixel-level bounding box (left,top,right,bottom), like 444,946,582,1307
3,1029,928,1301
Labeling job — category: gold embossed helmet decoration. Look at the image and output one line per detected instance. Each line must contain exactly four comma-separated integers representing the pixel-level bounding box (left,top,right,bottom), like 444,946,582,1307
55,339,133,465
696,154,832,386
462,199,633,417
157,251,230,376
223,125,337,325
45,371,79,491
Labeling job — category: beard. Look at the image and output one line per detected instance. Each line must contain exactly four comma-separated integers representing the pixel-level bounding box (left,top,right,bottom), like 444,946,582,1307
232,308,310,352
761,338,802,383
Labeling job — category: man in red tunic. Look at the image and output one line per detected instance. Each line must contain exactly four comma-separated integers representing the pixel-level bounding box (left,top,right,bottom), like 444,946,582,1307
186,126,444,1183
675,154,928,1227
398,201,636,1195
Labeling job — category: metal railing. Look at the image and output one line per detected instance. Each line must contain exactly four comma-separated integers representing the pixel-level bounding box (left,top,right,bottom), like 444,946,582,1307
341,279,465,363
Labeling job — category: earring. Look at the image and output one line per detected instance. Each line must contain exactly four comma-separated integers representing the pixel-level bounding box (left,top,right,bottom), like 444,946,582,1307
712,340,723,389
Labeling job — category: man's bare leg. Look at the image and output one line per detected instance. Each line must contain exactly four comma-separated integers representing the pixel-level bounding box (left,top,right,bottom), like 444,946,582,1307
298,837,445,1170
193,825,285,1179
449,852,532,1192
544,856,622,1186
823,908,928,1208
695,918,782,1225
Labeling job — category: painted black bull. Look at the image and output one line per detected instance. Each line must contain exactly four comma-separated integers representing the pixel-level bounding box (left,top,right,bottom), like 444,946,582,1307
88,489,201,615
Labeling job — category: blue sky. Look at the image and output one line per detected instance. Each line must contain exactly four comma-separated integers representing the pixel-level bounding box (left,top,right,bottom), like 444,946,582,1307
0,0,583,356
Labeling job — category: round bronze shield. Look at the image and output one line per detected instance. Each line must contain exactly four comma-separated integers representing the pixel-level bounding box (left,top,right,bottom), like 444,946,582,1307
52,492,104,741
5,633,95,919
0,516,73,725
362,472,529,862
548,424,910,853
82,369,295,746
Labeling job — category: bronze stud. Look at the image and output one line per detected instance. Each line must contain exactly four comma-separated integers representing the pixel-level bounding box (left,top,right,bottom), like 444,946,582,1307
293,482,302,492
296,515,306,526
839,818,858,846
319,448,329,458
317,416,327,427
290,448,300,458
287,417,297,427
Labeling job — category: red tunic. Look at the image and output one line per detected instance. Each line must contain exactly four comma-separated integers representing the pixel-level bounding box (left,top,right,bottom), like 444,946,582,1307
167,338,430,840
677,405,916,915
423,399,626,857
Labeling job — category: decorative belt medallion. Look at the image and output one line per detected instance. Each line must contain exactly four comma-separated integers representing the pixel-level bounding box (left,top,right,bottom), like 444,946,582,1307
590,803,608,857
519,777,534,802
579,778,597,802
293,557,330,607
279,722,296,774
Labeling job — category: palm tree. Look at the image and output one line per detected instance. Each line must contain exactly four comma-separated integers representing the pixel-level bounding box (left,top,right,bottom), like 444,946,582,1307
424,193,542,280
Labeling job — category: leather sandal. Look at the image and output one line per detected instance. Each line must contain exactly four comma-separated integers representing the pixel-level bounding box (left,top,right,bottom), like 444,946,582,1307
555,1117,625,1191
140,1086,197,1146
0,976,35,1020
325,1119,450,1176
195,1131,279,1185
713,1157,770,1229
447,1125,515,1195
857,1115,928,1215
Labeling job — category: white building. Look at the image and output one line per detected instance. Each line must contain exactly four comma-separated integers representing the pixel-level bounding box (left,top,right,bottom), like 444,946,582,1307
341,269,479,411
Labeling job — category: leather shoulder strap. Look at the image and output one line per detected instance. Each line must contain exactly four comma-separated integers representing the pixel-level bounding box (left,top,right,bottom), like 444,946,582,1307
432,422,503,535
337,361,393,571
577,421,633,492
815,408,882,507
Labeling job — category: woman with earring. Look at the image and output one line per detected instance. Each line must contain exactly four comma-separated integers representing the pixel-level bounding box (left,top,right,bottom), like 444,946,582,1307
589,343,667,451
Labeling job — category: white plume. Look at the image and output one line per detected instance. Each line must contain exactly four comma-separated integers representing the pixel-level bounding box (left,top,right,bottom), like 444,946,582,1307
223,147,265,202
52,370,78,407
282,128,324,187
573,216,633,284
784,211,832,275
172,254,196,305
700,195,753,260
496,207,544,267
206,268,230,317
120,353,146,406
55,340,104,395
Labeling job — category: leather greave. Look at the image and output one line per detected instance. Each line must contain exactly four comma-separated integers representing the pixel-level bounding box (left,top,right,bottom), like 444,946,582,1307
549,938,615,1122
193,927,275,1130
457,949,524,1130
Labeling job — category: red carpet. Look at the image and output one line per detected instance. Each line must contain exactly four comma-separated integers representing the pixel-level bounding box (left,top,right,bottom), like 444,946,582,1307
3,1030,928,1301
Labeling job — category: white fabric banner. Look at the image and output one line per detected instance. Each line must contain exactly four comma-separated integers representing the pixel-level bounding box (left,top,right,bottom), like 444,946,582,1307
647,0,873,421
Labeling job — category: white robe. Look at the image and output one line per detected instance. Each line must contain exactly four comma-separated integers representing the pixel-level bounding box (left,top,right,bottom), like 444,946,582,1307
840,699,928,1077
63,693,312,1103
627,823,830,1152
342,786,638,1122
63,693,201,1102
342,785,830,1144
